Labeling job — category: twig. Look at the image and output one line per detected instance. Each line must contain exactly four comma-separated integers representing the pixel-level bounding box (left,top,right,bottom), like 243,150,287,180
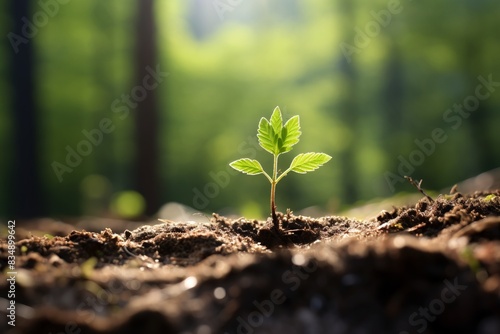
404,176,434,202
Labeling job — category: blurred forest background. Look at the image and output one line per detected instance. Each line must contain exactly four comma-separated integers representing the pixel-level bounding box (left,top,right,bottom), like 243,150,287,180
1,0,499,220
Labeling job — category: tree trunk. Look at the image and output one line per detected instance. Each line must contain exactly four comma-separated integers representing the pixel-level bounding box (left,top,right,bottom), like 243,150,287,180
134,0,160,215
10,0,44,218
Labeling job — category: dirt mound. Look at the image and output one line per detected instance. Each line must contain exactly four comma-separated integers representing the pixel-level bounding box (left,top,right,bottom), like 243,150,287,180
1,191,500,333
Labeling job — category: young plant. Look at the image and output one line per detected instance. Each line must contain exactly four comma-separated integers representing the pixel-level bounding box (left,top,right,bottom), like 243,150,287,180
229,106,331,230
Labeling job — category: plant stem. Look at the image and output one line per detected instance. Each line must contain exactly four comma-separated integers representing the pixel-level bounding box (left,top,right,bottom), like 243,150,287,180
271,154,278,229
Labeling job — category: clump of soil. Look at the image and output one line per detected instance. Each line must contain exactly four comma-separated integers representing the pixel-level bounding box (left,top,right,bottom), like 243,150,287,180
377,191,500,238
1,190,500,334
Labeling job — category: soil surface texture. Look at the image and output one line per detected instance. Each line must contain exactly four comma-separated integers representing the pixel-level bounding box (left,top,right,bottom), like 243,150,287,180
2,190,500,334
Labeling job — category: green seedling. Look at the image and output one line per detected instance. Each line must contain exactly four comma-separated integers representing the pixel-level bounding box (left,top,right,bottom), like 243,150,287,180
229,106,331,230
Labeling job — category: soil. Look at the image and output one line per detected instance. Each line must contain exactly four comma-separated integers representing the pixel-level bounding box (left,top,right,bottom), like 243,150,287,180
1,190,500,334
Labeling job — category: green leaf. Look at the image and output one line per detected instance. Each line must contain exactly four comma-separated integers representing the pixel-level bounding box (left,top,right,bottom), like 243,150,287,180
258,107,302,156
229,158,264,175
270,106,283,135
281,115,301,153
257,117,277,155
290,152,332,174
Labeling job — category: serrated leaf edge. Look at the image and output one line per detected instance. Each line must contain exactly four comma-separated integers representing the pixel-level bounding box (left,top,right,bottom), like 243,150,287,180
290,152,332,174
229,158,264,175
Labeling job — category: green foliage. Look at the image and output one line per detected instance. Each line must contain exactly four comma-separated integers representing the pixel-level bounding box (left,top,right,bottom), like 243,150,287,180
290,153,332,174
230,106,331,222
229,158,264,176
2,0,500,217
257,109,301,155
